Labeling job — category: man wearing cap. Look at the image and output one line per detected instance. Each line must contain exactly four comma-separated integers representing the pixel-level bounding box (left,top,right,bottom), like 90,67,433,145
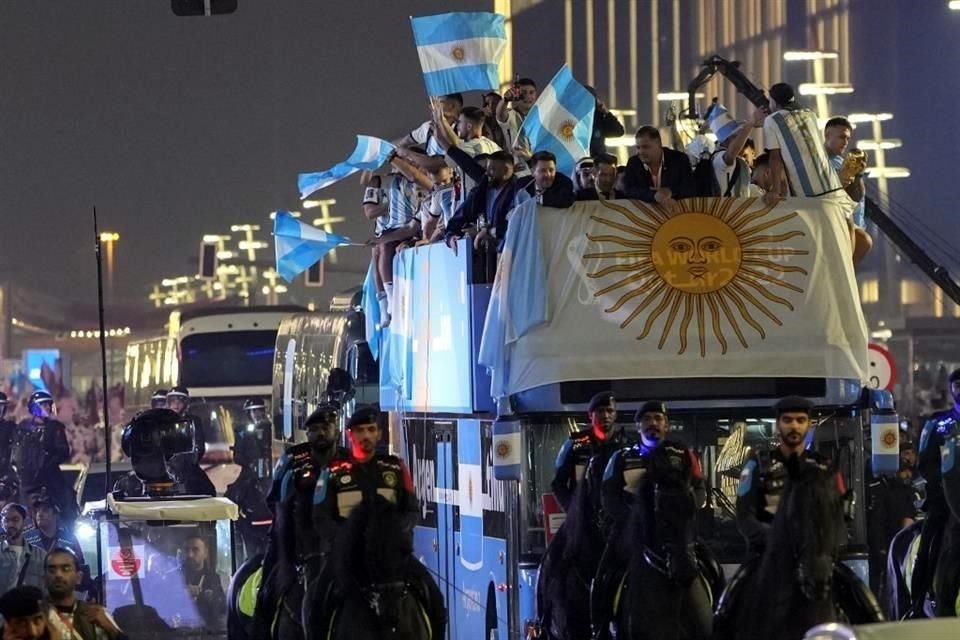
0,503,46,593
0,586,54,640
761,82,846,207
551,392,622,513
705,103,767,198
307,407,422,638
909,368,960,616
591,401,705,639
252,403,348,640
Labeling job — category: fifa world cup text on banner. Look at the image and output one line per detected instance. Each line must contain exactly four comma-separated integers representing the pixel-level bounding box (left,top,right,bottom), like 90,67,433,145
521,65,596,177
479,194,867,398
273,212,352,282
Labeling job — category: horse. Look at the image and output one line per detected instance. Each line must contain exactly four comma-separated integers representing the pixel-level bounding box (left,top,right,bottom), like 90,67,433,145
311,495,446,640
226,549,310,640
536,473,605,640
885,436,960,619
612,479,714,640
227,552,264,640
730,458,849,640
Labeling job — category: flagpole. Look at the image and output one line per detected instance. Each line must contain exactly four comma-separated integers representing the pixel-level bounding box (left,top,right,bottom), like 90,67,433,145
93,208,113,499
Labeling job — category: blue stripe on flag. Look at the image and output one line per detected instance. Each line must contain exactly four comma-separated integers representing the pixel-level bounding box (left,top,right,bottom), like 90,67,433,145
361,261,381,361
522,65,595,177
522,115,578,176
274,212,351,282
411,12,505,47
422,64,500,97
298,135,394,199
546,66,595,121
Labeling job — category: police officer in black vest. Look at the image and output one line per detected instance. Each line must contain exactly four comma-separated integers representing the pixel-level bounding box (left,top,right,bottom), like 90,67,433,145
551,391,622,513
0,393,18,504
252,402,347,640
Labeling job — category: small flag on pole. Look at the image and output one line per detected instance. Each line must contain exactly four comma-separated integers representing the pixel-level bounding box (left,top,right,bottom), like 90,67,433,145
298,135,395,200
273,212,351,282
410,11,507,97
521,65,595,176
361,261,382,361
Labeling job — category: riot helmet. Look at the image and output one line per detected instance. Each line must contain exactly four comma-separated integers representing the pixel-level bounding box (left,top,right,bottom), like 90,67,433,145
27,391,55,419
166,386,190,414
243,397,267,425
150,389,168,409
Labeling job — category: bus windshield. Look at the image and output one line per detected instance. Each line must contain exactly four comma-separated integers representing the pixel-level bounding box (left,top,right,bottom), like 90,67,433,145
179,330,276,388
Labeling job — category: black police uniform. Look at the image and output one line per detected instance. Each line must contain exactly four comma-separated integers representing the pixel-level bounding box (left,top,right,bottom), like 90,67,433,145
0,413,18,503
591,439,706,637
910,409,960,616
225,439,272,559
12,417,76,525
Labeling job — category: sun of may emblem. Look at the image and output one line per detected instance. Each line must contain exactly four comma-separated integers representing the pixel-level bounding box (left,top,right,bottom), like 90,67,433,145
559,120,576,140
583,198,810,356
451,45,466,62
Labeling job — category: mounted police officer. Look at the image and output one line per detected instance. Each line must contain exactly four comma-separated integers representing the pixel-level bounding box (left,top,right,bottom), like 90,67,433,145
12,391,76,527
308,406,421,639
0,393,18,504
591,400,705,640
909,368,960,616
251,402,347,640
551,391,623,513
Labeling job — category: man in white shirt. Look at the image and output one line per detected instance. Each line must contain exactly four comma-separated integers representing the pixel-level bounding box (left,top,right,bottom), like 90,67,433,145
495,77,538,177
707,103,766,198
395,93,463,172
761,82,843,205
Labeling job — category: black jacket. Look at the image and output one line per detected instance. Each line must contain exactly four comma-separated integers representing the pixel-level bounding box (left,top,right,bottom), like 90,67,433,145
622,147,696,203
590,109,625,156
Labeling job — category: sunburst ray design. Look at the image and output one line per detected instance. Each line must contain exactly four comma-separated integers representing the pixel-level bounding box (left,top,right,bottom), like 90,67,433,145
584,198,810,357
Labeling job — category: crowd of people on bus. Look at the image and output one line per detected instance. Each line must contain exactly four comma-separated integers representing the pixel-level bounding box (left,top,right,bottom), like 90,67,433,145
356,74,875,330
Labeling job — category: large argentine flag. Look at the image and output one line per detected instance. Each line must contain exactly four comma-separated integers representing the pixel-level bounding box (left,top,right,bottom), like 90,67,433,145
410,12,506,97
522,65,595,176
298,135,394,200
273,212,351,282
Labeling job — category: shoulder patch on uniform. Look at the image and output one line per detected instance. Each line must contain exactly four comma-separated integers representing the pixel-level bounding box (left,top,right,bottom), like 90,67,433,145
737,459,758,497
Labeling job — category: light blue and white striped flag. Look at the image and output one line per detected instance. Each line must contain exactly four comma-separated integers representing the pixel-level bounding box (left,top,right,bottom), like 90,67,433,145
298,135,395,200
410,11,506,97
521,65,595,176
361,261,382,361
273,212,351,282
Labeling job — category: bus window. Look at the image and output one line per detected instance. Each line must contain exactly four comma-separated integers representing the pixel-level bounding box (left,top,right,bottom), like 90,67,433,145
180,330,276,388
519,421,576,563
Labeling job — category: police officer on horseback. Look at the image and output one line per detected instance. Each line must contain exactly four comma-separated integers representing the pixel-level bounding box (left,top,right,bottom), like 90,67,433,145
591,400,706,640
252,401,348,640
308,406,423,640
910,367,960,617
12,391,76,527
552,391,624,513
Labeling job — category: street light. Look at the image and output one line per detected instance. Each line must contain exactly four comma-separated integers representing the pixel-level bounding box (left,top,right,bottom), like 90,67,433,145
847,113,893,123
783,50,843,117
798,83,855,96
857,139,903,151
950,0,960,10
99,232,119,301
783,51,838,61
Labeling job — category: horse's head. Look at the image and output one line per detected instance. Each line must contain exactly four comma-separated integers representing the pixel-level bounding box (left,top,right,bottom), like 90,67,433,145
774,458,846,601
332,496,416,632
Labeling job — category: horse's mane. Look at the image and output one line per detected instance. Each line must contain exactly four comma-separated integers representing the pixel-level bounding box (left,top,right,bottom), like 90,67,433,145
332,496,413,596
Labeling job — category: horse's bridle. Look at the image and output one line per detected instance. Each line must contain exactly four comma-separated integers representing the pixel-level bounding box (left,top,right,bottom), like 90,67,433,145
364,580,409,618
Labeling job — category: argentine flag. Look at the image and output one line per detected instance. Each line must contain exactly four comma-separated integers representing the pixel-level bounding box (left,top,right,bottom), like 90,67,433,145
411,12,506,97
521,65,595,176
361,261,382,361
273,212,351,282
298,135,394,200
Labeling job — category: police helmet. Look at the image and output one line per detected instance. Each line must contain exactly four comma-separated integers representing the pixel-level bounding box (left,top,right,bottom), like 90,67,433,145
167,386,190,400
150,389,168,409
28,390,55,418
243,398,266,412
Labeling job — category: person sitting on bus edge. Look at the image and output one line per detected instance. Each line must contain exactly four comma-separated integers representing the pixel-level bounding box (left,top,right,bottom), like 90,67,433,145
150,389,168,410
252,402,348,640
909,368,960,617
13,391,76,528
621,126,696,209
591,401,705,640
0,586,56,640
715,396,846,629
44,547,128,640
308,406,421,634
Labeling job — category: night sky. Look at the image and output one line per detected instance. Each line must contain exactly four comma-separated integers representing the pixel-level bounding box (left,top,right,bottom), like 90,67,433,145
2,1,958,307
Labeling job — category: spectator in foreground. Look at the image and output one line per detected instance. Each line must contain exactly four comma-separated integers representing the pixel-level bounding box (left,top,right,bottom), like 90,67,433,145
622,126,695,209
0,503,46,593
0,586,54,640
45,548,126,640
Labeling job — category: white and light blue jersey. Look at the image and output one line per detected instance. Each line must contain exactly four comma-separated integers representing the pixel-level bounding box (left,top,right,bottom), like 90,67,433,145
763,108,842,198
374,174,419,236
